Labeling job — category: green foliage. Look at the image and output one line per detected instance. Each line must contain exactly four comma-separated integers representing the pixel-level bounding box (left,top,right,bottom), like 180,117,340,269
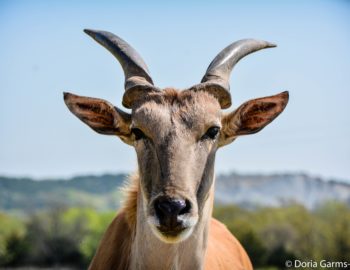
0,213,26,265
0,202,349,268
0,207,115,268
214,202,350,269
61,208,115,261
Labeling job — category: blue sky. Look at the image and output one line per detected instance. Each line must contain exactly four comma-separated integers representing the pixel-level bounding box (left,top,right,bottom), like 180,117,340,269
1,1,349,181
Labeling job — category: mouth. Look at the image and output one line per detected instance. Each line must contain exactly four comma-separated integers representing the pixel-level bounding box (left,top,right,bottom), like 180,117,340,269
158,225,187,236
147,215,197,244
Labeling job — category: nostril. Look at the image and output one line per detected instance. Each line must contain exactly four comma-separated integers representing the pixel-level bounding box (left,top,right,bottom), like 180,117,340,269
154,197,190,218
179,199,191,215
155,200,173,215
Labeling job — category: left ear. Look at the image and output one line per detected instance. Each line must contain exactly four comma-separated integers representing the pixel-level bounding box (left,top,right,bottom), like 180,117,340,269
64,92,133,145
219,91,289,146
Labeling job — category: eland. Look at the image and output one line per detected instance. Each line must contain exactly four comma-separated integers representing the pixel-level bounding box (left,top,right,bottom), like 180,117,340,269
64,29,289,270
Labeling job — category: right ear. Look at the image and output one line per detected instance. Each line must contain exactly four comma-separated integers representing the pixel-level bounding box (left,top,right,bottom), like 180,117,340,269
219,91,289,146
63,92,133,145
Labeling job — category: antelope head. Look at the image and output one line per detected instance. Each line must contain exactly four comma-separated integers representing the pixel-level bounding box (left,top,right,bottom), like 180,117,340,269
64,30,288,244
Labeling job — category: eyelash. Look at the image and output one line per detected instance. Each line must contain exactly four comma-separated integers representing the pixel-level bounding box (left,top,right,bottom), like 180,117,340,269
201,126,220,140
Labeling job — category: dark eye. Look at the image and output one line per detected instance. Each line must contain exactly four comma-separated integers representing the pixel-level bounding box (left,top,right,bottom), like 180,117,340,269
131,128,146,141
201,126,220,140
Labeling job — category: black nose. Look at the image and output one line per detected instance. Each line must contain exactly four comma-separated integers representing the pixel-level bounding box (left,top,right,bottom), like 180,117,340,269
154,197,191,228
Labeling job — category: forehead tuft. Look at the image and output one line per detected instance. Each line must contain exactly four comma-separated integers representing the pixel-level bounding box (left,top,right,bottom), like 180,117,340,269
132,89,222,130
134,88,221,108
165,88,220,107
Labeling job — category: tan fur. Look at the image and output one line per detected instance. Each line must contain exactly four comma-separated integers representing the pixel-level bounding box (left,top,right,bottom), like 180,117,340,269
88,211,133,270
89,174,252,270
120,173,139,229
65,33,289,270
206,219,252,270
66,88,287,270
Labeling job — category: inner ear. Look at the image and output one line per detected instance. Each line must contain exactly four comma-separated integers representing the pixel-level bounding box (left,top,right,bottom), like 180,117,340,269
64,92,133,144
220,91,289,146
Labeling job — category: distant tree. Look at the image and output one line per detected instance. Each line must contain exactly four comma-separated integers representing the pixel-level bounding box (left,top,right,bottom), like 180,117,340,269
239,228,268,267
259,222,298,266
62,207,115,263
24,206,85,267
0,213,26,266
0,232,28,266
315,202,350,262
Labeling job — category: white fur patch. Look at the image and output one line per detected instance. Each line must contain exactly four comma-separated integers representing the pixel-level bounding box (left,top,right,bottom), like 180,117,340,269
147,215,198,244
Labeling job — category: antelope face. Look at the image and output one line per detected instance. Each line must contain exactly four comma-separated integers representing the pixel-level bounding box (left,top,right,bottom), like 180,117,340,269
131,90,222,243
64,29,289,244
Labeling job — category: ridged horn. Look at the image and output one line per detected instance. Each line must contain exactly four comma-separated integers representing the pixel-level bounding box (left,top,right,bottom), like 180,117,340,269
84,29,158,108
190,39,276,109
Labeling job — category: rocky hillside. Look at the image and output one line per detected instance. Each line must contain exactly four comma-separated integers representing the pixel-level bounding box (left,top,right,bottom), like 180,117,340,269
215,173,350,209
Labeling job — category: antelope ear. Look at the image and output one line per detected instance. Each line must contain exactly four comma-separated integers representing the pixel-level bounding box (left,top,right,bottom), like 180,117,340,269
219,91,289,146
63,92,133,145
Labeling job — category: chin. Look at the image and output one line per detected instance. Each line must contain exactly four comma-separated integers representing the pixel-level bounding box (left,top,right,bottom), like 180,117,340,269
147,216,198,244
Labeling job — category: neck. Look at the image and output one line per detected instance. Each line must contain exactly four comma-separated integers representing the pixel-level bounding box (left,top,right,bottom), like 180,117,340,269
130,184,214,270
